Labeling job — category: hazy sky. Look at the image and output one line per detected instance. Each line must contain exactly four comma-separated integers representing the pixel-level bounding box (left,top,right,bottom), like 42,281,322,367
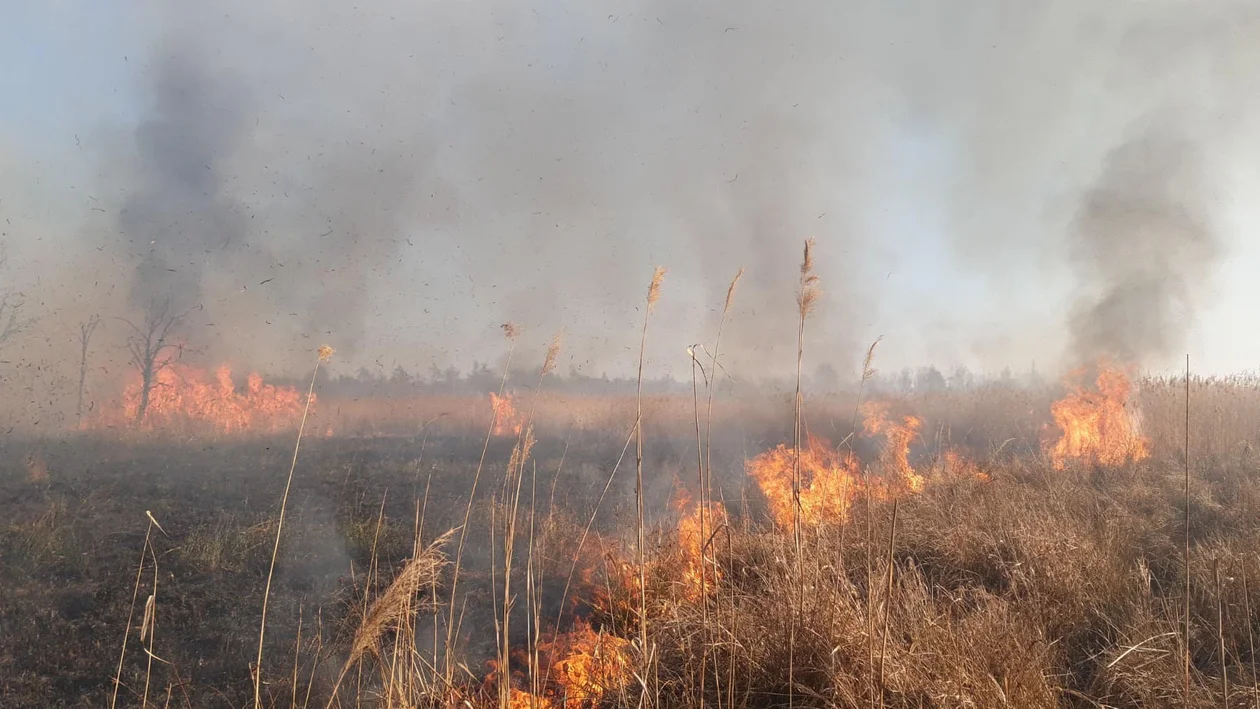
2,1,1259,395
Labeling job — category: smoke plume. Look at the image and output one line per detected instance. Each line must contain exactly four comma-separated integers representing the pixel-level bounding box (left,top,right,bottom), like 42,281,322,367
121,51,250,316
4,0,1260,406
1068,126,1221,366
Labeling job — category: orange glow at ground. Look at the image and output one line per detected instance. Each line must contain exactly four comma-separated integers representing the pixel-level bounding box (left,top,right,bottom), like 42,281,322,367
862,401,924,493
491,392,524,437
673,486,727,602
745,434,862,529
112,364,308,433
1048,361,1149,470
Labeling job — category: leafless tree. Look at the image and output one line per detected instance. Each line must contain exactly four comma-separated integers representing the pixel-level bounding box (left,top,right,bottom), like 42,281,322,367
120,300,195,423
75,315,101,428
0,244,30,358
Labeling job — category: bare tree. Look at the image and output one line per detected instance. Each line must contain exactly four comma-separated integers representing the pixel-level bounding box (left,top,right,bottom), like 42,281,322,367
75,315,101,428
120,300,194,423
0,244,30,359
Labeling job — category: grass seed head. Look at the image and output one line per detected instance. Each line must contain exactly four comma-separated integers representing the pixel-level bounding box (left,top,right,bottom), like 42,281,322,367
647,266,667,311
542,331,563,376
724,268,744,315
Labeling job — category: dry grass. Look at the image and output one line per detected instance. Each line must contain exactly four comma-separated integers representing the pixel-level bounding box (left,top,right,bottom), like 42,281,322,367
10,375,1260,708
17,265,1260,709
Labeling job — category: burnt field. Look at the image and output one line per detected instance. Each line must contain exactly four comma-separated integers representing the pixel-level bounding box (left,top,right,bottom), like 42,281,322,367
3,376,1260,708
0,432,646,707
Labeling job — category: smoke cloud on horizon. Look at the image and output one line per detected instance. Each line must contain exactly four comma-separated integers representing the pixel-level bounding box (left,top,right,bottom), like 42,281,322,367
4,0,1260,423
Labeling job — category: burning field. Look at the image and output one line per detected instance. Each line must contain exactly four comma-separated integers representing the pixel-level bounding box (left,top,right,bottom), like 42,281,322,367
6,342,1260,709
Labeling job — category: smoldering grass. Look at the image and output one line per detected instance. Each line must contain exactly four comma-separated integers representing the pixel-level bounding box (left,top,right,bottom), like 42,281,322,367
446,323,518,685
253,345,331,709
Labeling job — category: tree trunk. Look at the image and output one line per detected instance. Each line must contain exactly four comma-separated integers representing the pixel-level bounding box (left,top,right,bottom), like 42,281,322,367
136,365,154,423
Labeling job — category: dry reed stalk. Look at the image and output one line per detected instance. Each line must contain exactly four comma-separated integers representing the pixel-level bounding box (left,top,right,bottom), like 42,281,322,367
858,339,881,707
498,335,559,707
705,268,741,709
418,456,441,674
636,266,666,699
326,529,454,709
111,513,159,709
291,606,302,709
688,344,709,708
878,500,898,709
446,324,518,682
1246,567,1258,709
527,458,542,703
499,427,537,707
1216,558,1227,707
254,345,332,709
301,610,322,709
141,542,159,709
790,238,819,708
1185,354,1192,709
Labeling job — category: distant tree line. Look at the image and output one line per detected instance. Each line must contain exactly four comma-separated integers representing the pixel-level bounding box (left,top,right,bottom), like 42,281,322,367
292,360,1047,399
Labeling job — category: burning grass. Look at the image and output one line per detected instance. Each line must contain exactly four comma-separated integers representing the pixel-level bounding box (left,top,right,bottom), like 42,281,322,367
9,361,1260,708
1047,360,1150,470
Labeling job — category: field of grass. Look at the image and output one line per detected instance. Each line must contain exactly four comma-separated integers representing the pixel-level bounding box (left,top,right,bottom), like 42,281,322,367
3,373,1260,708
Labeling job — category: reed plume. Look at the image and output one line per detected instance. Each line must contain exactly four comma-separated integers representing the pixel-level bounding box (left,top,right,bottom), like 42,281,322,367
789,239,817,709
327,530,454,708
636,266,666,703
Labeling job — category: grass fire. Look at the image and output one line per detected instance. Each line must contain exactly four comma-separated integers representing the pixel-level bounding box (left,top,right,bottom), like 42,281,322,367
7,262,1260,708
6,3,1260,708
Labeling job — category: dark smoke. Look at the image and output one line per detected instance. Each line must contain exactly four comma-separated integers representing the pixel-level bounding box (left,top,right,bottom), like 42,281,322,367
116,44,429,361
120,51,251,316
1068,126,1221,366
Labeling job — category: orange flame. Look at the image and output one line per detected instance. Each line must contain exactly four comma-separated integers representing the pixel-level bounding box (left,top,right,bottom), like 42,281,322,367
746,403,934,529
673,487,727,602
1048,361,1149,470
491,392,524,437
116,364,308,433
745,434,861,529
861,402,924,493
548,619,633,704
483,618,631,707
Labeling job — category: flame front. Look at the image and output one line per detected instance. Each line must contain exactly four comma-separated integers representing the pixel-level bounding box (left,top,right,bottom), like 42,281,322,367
484,618,631,707
491,392,524,437
1048,361,1149,470
745,434,861,529
673,487,727,602
862,402,924,493
118,364,308,433
746,403,932,529
548,619,633,704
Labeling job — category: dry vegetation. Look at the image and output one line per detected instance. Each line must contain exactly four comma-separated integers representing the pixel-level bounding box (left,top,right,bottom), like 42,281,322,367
4,372,1260,708
6,265,1260,708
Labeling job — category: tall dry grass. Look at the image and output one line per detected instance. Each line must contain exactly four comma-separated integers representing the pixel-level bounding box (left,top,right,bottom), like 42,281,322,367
74,246,1260,709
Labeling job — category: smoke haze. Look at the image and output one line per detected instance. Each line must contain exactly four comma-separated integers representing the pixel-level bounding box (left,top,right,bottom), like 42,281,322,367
4,0,1260,422
1068,127,1220,366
